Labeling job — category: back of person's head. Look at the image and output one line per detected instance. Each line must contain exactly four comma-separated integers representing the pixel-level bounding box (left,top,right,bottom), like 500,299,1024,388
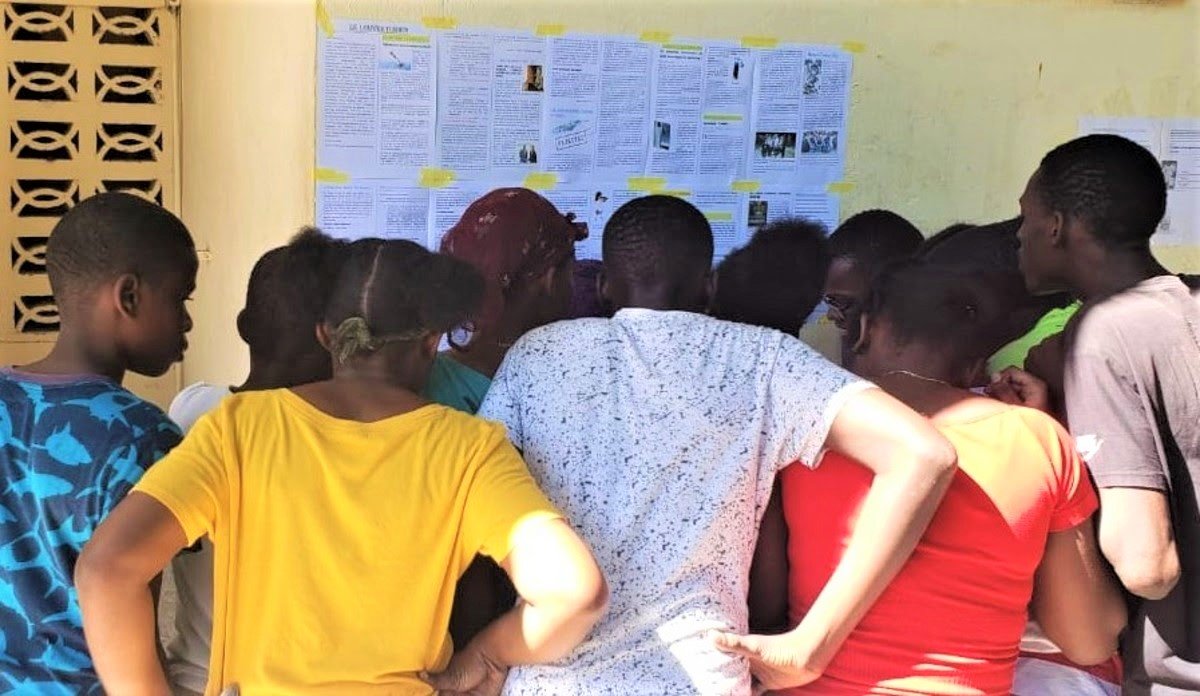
46,192,195,308
828,209,923,274
602,195,713,310
45,192,197,377
440,188,586,338
1034,134,1166,249
324,239,484,365
918,222,974,257
237,228,347,383
917,217,1073,342
570,259,611,319
857,258,1011,380
712,219,830,335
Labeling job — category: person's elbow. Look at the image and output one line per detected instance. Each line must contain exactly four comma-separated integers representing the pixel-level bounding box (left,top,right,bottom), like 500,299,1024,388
1058,634,1122,667
1113,552,1181,600
75,538,127,607
569,564,609,623
910,430,958,490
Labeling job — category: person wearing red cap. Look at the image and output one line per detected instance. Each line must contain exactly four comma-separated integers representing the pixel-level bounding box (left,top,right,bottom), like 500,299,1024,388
426,188,587,650
427,188,586,415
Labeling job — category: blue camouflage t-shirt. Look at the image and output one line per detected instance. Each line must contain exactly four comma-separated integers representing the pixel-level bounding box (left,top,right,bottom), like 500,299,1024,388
0,368,181,695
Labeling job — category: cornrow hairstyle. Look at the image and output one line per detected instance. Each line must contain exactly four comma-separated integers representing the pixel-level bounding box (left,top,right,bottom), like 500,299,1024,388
1035,134,1167,249
323,239,484,363
712,218,830,335
45,192,195,305
602,195,713,288
827,209,923,277
863,258,1013,371
238,227,348,360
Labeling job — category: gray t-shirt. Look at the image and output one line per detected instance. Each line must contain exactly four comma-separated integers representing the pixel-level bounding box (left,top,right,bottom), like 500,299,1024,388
1063,275,1200,695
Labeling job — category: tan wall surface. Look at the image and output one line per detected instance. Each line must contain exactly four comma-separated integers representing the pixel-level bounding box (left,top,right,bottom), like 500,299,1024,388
178,0,1199,385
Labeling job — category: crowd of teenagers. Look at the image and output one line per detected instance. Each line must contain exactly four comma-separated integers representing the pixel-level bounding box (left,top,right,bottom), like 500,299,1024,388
0,132,1196,696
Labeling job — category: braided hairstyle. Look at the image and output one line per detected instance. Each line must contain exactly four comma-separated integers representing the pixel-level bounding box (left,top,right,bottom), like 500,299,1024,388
324,239,484,363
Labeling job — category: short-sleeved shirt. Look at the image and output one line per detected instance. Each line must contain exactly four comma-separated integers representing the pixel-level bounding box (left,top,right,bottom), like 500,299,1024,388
163,382,232,693
478,308,868,696
781,404,1097,695
133,389,559,695
1062,275,1200,695
0,368,180,695
424,353,492,415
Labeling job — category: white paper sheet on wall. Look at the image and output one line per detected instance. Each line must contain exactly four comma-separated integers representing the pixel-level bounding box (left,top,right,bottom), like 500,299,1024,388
1078,117,1200,246
316,22,854,255
317,21,437,180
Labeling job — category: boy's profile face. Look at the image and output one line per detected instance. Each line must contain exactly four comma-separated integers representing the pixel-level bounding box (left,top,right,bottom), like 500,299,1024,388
823,257,868,333
119,258,197,377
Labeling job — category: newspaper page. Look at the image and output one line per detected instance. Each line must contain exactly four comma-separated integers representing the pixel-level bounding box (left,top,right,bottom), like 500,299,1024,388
596,39,654,179
699,43,755,178
746,188,840,235
437,30,546,177
648,40,705,177
315,181,431,244
797,48,850,184
542,35,655,181
1162,119,1200,246
689,190,746,259
317,21,436,178
746,47,804,182
543,36,602,176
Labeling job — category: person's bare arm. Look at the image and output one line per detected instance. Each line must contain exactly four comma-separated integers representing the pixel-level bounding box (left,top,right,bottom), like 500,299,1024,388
1031,518,1127,665
77,493,188,696
715,388,957,689
426,517,608,694
748,482,789,634
1097,487,1180,600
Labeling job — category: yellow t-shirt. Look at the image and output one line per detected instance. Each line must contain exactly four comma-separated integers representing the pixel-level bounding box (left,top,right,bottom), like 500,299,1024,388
135,389,560,695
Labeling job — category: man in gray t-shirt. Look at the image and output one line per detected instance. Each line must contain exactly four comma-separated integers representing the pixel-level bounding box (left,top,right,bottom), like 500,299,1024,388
1003,134,1200,694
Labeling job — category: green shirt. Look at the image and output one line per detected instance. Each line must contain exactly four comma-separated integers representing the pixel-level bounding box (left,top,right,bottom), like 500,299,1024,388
987,301,1081,374
424,353,492,414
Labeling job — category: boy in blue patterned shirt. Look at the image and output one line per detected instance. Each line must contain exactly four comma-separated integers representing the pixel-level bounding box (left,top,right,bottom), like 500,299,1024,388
0,192,196,694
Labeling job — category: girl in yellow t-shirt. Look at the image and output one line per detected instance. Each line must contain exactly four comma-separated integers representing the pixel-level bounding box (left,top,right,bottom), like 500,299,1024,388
76,239,608,696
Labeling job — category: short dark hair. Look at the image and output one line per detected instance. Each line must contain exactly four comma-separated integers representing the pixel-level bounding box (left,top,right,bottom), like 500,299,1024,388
918,222,974,257
917,217,1074,339
918,218,1021,274
602,195,713,288
239,228,347,360
1034,134,1166,249
324,239,484,360
828,209,923,275
864,258,1012,369
712,219,830,335
46,192,195,304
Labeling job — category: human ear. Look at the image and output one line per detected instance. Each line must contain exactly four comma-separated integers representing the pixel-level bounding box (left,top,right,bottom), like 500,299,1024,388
315,323,333,351
114,273,140,318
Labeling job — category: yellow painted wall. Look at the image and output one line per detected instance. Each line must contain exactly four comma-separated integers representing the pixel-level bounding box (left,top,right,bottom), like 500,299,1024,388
178,0,1200,386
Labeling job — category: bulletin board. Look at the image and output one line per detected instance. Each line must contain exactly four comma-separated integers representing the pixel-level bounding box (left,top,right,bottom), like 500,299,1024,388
312,16,854,259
